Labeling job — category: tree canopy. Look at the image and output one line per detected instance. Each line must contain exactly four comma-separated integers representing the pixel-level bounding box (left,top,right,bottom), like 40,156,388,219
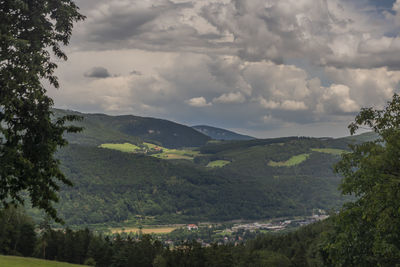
0,0,84,222
326,94,400,265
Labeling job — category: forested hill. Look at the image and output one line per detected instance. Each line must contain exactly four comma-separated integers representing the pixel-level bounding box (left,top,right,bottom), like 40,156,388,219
44,108,372,226
49,136,353,226
53,109,211,148
192,125,255,140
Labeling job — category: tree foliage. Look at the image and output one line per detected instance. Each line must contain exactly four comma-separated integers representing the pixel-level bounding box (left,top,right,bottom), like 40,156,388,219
0,0,84,221
0,206,332,266
326,94,400,265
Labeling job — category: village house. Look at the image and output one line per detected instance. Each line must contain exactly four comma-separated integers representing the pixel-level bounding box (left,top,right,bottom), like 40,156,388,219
187,224,198,230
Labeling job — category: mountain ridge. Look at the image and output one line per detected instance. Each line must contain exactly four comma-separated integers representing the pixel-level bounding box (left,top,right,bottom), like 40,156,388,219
192,125,255,140
53,108,211,148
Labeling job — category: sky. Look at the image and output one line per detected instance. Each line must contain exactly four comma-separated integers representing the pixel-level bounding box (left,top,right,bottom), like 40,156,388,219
48,0,400,138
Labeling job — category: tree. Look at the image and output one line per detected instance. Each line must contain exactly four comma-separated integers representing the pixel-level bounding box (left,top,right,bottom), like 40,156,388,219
325,94,400,266
0,1,85,222
0,205,36,256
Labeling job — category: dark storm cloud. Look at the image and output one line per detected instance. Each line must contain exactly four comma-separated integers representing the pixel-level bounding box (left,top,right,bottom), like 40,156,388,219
74,1,199,50
84,67,111,78
71,0,400,69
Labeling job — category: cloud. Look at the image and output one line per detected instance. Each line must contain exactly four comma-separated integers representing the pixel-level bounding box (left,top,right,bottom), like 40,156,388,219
70,0,400,70
49,0,400,138
258,98,280,109
281,100,308,111
186,97,212,107
84,67,111,78
130,70,142,76
213,92,245,104
386,0,400,25
324,67,400,108
200,0,400,68
256,98,307,111
52,50,400,137
318,84,359,114
83,1,193,43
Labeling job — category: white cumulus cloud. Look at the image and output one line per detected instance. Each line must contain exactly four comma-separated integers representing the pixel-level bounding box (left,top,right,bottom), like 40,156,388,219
186,97,212,107
213,92,246,104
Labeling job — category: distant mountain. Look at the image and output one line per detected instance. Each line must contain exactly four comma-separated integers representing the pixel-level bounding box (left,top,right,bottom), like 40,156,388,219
192,125,255,140
53,109,210,148
339,131,379,143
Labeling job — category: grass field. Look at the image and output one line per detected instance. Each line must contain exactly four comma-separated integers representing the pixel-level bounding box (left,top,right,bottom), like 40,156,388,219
311,148,346,155
143,142,159,149
268,153,310,167
99,143,141,153
206,160,231,168
144,143,200,160
0,255,87,267
110,227,177,234
100,142,200,160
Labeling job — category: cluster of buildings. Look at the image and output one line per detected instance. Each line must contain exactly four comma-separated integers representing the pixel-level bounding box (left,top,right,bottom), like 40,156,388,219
230,214,329,233
159,213,330,247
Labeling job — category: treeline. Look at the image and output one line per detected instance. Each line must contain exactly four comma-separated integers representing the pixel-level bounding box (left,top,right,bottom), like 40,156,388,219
199,136,348,155
0,206,334,267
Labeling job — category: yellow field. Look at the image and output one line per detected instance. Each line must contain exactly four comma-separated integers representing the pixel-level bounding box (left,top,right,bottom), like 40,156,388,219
110,227,177,234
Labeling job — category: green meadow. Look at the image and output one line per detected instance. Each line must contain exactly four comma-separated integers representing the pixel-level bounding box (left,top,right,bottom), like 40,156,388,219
268,153,310,167
99,143,141,153
99,142,200,160
0,255,87,267
206,160,231,168
311,148,346,155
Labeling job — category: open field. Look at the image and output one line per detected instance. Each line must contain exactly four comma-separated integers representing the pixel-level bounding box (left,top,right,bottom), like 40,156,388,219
110,226,178,234
0,255,87,267
143,142,200,160
206,160,231,168
99,143,141,153
311,148,347,155
100,142,200,160
268,153,310,167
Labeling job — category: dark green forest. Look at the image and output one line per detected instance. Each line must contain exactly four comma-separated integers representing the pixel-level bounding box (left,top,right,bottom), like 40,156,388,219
45,135,352,226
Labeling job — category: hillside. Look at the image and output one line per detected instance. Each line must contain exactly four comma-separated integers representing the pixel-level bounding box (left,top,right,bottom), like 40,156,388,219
0,255,87,267
53,109,210,148
338,131,379,143
46,137,350,226
192,125,255,140
39,109,358,226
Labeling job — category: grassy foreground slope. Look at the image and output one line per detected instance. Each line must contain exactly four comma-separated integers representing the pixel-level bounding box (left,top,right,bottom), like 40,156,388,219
0,255,87,267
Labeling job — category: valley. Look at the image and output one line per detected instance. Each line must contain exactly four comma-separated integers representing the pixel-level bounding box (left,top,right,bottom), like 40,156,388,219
22,109,366,229
106,213,328,247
